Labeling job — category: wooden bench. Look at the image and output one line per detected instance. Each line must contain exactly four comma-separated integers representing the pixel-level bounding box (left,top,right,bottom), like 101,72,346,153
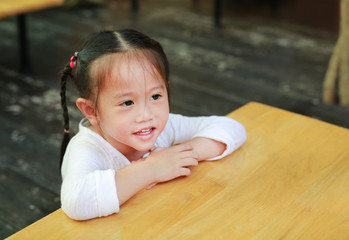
0,0,64,73
6,102,349,239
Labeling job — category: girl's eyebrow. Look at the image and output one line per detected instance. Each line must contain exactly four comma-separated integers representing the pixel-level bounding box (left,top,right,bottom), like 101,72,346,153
113,84,165,99
149,84,165,92
113,92,132,100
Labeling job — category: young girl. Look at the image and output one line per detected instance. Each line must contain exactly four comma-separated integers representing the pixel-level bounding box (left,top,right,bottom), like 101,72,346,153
59,29,247,221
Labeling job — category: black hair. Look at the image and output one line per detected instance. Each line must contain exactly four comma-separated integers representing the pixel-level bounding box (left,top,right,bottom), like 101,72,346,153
59,29,170,168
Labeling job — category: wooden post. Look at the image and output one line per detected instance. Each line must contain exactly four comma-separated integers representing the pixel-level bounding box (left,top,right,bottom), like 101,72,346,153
130,0,138,13
323,38,340,103
214,0,222,28
323,0,349,106
17,14,32,74
339,0,349,106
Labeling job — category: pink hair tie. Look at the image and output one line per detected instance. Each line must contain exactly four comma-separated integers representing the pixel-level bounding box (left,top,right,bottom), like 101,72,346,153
64,129,70,133
70,56,77,69
69,52,79,69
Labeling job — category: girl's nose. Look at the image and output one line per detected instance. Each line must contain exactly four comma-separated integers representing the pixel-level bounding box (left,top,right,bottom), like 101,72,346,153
135,103,153,123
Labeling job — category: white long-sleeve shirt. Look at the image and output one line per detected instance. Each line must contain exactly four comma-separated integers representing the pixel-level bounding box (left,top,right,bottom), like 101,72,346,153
61,113,247,220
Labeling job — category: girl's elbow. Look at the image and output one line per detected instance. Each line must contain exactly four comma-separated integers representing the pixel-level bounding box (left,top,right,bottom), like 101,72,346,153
61,194,90,221
61,185,97,221
60,188,118,221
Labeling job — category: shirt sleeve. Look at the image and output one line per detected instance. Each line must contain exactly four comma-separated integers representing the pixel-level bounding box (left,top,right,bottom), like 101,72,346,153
157,114,247,160
61,143,119,221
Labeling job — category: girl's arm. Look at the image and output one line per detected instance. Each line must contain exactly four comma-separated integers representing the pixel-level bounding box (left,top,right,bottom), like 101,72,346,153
61,144,197,220
115,144,198,205
159,114,247,161
120,137,226,193
179,137,226,161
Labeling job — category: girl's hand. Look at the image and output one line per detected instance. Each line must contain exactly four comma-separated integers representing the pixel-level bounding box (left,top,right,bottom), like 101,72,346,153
146,144,199,184
115,145,199,204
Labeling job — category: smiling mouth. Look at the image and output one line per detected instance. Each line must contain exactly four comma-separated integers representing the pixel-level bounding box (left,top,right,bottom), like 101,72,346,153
134,128,155,135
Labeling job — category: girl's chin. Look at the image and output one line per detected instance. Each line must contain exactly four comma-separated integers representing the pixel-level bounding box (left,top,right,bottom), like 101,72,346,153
132,136,157,151
134,145,155,152
134,140,158,151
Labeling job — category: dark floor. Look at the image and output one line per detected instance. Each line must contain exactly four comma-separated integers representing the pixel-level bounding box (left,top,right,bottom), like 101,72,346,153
1,0,348,238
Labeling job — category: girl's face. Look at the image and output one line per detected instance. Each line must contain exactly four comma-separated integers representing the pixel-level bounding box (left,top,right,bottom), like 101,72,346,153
93,53,169,157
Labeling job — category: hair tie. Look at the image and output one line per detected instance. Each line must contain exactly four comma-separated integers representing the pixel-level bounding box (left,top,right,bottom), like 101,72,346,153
70,56,77,69
64,129,70,133
69,52,79,69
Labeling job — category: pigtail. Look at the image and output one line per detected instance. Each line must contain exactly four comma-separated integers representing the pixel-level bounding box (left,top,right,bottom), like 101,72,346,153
60,63,72,169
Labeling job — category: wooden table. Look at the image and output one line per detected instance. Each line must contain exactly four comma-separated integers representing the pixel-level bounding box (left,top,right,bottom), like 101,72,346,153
7,102,349,239
0,0,64,73
0,0,63,18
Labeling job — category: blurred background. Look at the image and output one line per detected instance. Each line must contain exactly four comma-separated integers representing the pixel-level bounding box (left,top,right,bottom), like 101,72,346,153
0,0,348,238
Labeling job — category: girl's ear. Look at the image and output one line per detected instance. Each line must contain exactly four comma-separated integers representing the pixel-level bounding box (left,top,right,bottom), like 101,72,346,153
76,98,99,126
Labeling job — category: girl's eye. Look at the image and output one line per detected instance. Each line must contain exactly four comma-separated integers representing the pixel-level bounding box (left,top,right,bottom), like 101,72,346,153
151,94,162,101
121,100,134,107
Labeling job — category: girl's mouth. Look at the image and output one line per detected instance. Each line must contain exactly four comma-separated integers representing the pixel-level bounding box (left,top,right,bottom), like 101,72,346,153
134,128,155,135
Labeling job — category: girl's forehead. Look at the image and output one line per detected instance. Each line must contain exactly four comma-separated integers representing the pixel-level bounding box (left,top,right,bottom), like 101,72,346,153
105,52,165,89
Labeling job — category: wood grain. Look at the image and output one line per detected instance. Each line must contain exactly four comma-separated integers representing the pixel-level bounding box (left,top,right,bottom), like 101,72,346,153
6,102,349,239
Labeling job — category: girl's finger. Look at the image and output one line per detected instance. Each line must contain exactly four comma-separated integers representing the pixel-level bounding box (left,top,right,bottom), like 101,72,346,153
181,158,199,167
178,167,191,176
145,182,157,190
171,144,193,152
179,150,199,160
